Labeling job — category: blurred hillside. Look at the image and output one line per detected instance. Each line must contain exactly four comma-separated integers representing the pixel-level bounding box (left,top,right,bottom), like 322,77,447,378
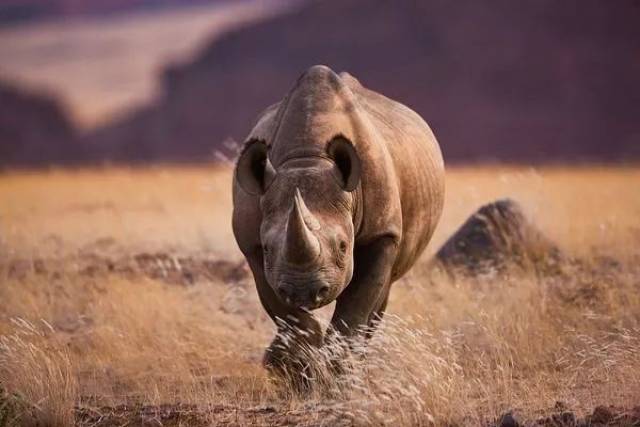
0,1,284,130
0,81,83,165
1,0,639,166
88,0,640,164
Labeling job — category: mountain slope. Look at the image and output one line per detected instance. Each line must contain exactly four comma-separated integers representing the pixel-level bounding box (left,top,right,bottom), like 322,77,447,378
90,0,640,163
0,81,82,166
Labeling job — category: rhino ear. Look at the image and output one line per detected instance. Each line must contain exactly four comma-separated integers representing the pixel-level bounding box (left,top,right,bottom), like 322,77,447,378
328,136,361,192
235,139,275,195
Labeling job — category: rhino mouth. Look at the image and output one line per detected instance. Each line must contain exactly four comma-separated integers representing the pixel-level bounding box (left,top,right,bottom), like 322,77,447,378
274,279,334,310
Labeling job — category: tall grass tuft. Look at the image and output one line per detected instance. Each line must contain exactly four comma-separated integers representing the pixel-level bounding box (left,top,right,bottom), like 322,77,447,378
0,319,77,427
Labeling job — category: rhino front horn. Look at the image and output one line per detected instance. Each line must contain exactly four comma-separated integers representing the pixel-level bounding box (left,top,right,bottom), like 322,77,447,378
285,188,321,265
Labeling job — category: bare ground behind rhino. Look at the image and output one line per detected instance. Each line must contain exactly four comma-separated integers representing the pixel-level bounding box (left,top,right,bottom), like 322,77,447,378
1,166,639,426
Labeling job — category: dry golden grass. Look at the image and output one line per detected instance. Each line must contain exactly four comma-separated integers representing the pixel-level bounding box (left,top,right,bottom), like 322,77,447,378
0,165,639,426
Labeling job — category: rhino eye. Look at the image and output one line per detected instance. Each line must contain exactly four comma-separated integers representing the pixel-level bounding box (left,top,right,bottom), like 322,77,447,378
339,241,348,253
262,244,270,255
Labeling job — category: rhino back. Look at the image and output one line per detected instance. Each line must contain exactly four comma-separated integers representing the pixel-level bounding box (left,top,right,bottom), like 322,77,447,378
343,74,445,279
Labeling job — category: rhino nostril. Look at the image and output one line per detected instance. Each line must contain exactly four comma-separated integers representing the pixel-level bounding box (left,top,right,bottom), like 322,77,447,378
277,284,294,305
315,285,330,303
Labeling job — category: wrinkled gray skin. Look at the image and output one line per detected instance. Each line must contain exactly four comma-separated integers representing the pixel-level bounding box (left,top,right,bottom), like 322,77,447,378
232,65,444,374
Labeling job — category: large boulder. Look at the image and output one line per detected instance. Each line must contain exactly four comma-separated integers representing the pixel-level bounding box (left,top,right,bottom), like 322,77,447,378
433,199,562,276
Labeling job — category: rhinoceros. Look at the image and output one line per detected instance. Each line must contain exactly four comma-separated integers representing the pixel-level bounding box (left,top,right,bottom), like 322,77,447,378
232,65,444,373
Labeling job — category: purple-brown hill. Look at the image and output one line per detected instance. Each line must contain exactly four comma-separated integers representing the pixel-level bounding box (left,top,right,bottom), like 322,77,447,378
0,81,83,167
87,0,640,164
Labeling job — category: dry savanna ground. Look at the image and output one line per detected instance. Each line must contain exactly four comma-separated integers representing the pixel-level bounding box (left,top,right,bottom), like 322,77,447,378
0,166,639,426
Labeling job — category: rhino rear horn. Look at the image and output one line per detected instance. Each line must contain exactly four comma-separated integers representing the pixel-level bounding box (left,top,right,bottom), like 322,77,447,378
235,139,276,195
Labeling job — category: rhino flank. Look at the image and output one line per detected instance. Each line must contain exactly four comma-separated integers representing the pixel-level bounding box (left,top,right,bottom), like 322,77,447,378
232,65,444,373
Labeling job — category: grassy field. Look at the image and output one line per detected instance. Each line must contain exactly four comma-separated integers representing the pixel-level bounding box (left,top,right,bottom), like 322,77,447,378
0,166,639,426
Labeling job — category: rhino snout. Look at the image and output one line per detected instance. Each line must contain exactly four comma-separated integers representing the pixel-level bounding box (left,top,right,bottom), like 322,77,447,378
276,281,331,309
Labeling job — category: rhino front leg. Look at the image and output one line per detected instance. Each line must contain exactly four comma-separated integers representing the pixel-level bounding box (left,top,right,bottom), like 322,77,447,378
246,255,323,377
330,236,398,339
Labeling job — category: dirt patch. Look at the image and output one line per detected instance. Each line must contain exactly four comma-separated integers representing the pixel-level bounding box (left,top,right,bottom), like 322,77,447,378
73,402,640,427
132,252,249,285
1,252,250,286
75,404,209,427
75,403,352,427
494,403,640,427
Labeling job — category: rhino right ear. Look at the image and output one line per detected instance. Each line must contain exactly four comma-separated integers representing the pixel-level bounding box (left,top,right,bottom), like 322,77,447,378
235,139,275,195
328,136,361,192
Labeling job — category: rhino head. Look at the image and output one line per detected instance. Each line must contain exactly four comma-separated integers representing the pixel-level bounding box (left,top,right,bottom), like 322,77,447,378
236,136,361,309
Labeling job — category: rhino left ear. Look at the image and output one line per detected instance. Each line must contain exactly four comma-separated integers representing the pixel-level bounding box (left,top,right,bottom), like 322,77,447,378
235,139,275,195
328,136,361,192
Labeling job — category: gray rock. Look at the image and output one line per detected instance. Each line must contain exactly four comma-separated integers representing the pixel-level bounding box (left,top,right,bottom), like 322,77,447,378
433,199,562,277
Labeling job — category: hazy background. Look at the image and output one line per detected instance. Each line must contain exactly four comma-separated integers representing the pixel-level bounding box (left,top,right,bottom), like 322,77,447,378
1,0,639,167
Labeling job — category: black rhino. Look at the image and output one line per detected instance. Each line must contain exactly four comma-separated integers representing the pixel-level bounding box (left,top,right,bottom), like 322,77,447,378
232,65,445,374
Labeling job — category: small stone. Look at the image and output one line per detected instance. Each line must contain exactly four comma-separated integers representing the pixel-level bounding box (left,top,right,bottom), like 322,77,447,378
589,406,614,424
551,411,576,427
498,411,522,427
